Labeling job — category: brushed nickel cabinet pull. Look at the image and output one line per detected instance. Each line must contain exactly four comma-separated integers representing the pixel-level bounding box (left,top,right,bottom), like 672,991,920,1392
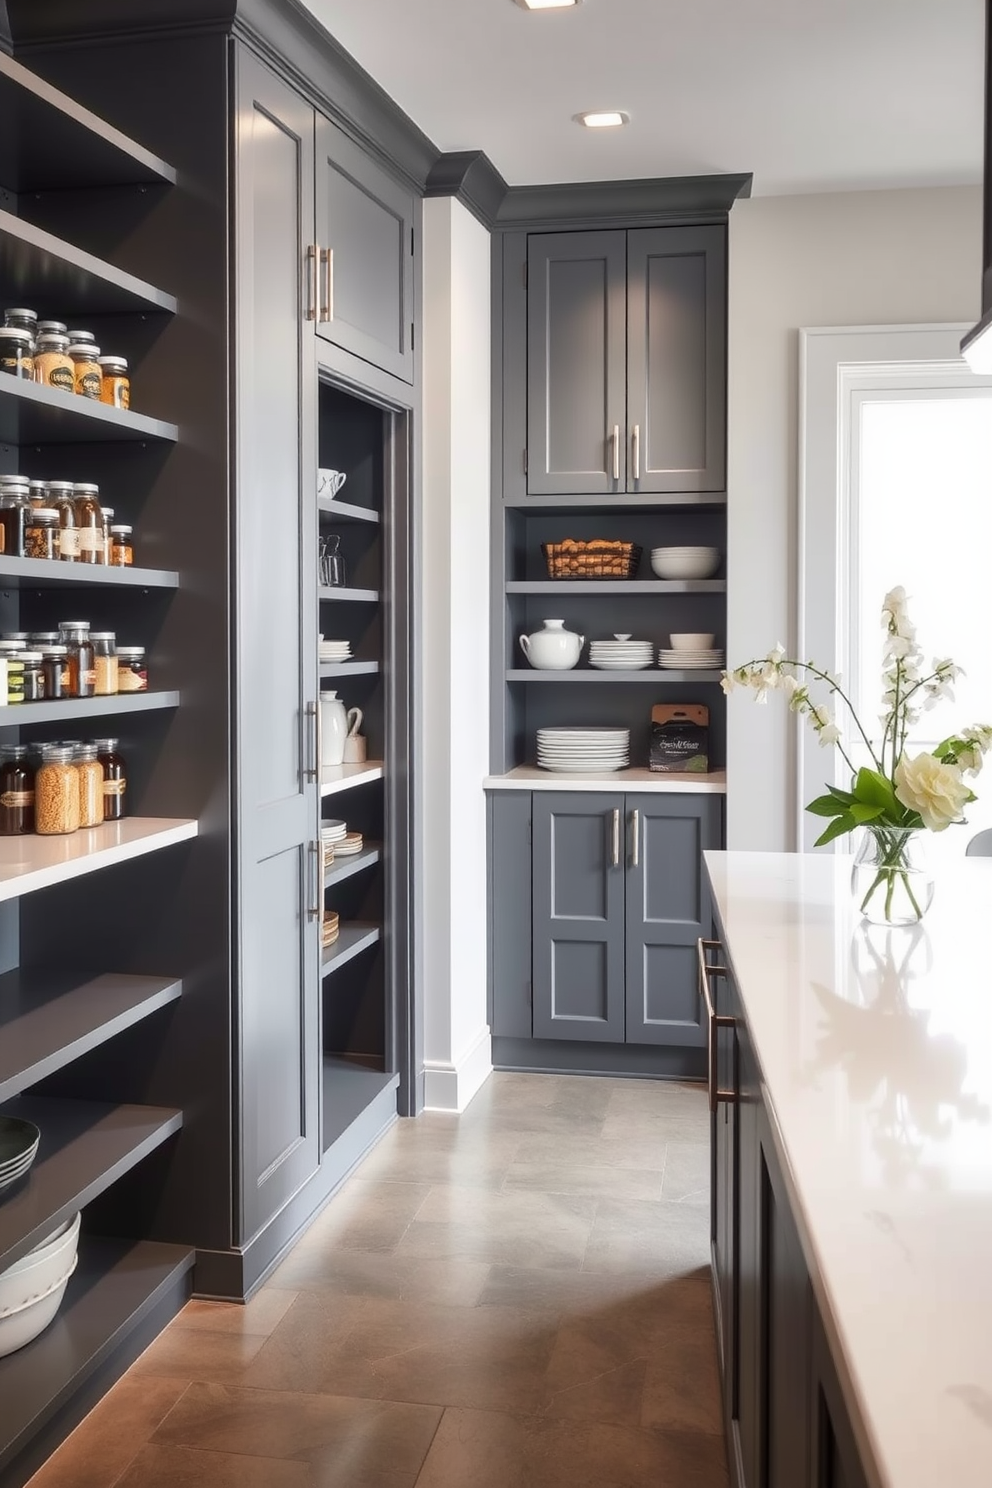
320,247,334,323
305,244,317,321
612,424,620,481
307,840,321,921
304,701,319,783
611,808,620,867
697,938,736,1114
632,423,640,482
631,809,640,867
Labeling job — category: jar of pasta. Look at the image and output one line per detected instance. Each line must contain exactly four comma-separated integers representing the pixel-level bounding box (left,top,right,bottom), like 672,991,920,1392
0,745,35,834
68,341,102,399
91,632,118,696
74,743,104,827
34,332,74,393
110,525,134,566
35,746,80,835
24,509,59,561
117,645,148,692
98,356,130,410
0,327,34,380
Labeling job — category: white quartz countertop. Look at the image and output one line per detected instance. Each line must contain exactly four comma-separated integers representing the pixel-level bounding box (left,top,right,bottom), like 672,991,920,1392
485,767,727,793
705,849,992,1488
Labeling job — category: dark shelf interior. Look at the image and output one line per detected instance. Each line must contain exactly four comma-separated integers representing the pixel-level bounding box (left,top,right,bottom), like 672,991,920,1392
0,379,178,446
321,1055,396,1154
0,557,178,590
0,690,179,728
321,923,381,977
0,208,176,317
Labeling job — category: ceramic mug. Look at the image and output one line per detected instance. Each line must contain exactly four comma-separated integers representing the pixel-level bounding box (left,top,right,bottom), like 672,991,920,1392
318,468,347,498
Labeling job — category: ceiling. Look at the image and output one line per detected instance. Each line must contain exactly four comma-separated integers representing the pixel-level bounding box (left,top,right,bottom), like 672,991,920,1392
301,0,985,197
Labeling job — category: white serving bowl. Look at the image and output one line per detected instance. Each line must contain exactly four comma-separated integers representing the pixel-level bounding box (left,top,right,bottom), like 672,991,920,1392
0,1254,77,1359
650,548,720,580
670,633,715,650
0,1212,81,1315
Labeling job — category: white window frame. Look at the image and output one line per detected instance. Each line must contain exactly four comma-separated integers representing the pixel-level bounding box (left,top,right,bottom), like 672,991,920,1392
797,324,989,852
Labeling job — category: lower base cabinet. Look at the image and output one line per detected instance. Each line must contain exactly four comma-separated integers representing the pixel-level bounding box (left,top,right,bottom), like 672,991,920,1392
707,948,871,1488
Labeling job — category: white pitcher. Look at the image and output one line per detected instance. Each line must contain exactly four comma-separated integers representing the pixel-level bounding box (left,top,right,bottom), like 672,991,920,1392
319,690,348,767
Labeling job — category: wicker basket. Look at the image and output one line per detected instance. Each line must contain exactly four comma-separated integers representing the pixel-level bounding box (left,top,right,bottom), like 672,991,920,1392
542,540,641,580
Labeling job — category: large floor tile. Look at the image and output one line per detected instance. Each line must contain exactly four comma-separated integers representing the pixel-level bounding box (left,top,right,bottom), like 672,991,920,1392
179,1288,298,1335
660,1140,711,1206
129,1323,271,1385
477,1264,680,1317
270,1246,491,1307
283,1177,433,1255
502,1161,665,1201
582,1197,711,1279
354,1123,522,1190
397,1187,596,1270
114,1443,310,1487
412,1407,729,1488
23,1375,188,1488
153,1381,441,1485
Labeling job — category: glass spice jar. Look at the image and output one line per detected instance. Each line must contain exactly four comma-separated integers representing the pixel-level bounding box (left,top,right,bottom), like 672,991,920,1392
91,631,118,696
74,743,104,827
59,621,95,698
0,484,30,557
41,645,69,700
16,651,44,702
35,745,80,835
27,480,47,510
36,320,66,338
24,508,59,561
66,329,96,347
93,738,126,821
33,332,74,393
68,341,102,399
110,525,134,566
99,506,113,564
4,308,38,336
98,356,130,410
45,482,78,561
117,645,148,692
0,327,35,380
0,744,35,834
30,632,60,647
72,483,103,564
5,658,24,705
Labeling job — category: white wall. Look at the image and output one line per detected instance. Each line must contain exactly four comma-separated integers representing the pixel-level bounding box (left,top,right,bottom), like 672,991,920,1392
420,196,493,1110
727,185,983,851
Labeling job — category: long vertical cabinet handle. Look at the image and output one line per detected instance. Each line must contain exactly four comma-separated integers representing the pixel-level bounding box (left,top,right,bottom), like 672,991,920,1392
304,702,319,783
320,247,334,323
307,841,322,921
611,808,620,867
696,938,736,1114
305,244,317,321
632,424,640,482
611,424,620,482
630,809,640,867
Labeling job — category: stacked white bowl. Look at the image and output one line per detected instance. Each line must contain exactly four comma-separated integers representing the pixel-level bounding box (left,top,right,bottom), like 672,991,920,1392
0,1211,80,1358
589,634,653,671
658,632,725,670
650,546,721,580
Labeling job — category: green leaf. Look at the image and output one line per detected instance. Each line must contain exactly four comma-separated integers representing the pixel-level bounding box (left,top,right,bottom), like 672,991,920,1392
806,794,847,818
827,785,856,804
850,803,885,824
853,768,898,814
814,812,856,847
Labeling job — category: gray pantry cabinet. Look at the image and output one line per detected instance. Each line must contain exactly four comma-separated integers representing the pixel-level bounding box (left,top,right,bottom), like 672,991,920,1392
493,791,721,1062
703,945,871,1488
525,225,726,496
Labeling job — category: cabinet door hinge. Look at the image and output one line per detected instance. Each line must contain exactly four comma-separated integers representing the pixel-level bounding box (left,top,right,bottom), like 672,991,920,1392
523,448,528,474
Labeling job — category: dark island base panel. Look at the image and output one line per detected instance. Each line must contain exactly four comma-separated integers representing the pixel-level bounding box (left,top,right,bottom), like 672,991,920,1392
193,1071,399,1301
492,1036,706,1081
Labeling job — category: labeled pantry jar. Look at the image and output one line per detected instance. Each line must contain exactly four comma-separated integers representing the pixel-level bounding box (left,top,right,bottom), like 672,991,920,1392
117,645,148,692
0,327,34,380
110,524,134,566
0,745,35,834
59,621,95,698
0,481,30,557
99,506,114,564
98,355,130,410
46,481,79,561
91,631,118,696
16,651,44,702
73,483,103,564
24,508,59,561
74,743,104,827
33,331,74,393
94,738,126,821
35,745,80,835
41,645,69,699
69,341,101,399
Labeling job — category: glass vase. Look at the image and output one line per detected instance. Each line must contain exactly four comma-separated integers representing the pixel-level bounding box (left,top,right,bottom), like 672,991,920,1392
851,826,934,926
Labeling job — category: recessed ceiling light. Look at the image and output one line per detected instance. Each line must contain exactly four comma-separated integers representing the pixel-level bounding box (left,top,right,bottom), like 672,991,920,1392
575,111,629,129
514,0,579,10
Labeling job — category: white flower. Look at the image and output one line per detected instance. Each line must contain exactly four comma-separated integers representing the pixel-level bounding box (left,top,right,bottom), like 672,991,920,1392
778,673,800,700
818,723,841,747
767,643,786,667
720,670,735,695
962,724,992,752
894,753,972,832
957,744,983,774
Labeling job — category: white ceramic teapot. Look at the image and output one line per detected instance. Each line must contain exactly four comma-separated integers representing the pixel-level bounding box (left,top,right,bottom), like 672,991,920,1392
519,618,585,671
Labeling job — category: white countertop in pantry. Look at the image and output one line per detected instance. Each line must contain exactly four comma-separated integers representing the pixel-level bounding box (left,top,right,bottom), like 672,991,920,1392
0,818,198,903
485,767,727,793
705,849,992,1488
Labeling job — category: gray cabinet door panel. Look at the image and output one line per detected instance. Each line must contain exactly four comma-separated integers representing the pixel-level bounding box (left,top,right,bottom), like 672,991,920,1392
532,793,625,1042
625,793,721,1046
489,792,534,1039
235,49,320,1243
526,231,626,495
316,116,415,383
627,225,726,493
759,1111,813,1488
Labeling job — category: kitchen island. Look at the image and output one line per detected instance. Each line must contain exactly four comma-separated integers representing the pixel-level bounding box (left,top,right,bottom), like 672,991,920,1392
704,849,992,1488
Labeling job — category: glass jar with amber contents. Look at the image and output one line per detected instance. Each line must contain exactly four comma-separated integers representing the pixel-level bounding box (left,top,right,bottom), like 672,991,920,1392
74,743,104,827
24,509,59,561
110,525,134,566
0,745,35,835
73,483,103,564
98,356,130,410
91,632,118,696
117,646,148,692
35,745,79,835
33,332,74,393
93,738,127,822
0,327,34,380
68,341,101,399
59,621,95,698
0,482,30,557
45,481,79,561
99,506,113,564
41,645,69,700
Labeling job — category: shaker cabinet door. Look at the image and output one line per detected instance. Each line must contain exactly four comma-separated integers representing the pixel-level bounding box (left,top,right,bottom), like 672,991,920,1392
315,115,415,383
624,794,721,1046
626,225,727,493
235,49,321,1243
532,793,626,1042
526,230,627,496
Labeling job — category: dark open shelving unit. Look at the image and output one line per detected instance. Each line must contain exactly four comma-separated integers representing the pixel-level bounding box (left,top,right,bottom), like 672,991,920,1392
0,378,178,446
0,690,179,727
0,557,178,590
321,922,381,977
0,208,176,316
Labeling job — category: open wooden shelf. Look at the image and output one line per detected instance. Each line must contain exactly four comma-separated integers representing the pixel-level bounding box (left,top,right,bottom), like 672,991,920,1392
0,378,178,447
0,970,182,1105
0,818,197,905
0,208,176,317
0,556,178,590
324,843,381,888
321,923,380,977
318,497,380,524
0,1094,182,1272
0,690,179,728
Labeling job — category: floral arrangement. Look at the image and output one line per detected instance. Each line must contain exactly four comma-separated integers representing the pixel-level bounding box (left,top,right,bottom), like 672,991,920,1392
722,588,992,920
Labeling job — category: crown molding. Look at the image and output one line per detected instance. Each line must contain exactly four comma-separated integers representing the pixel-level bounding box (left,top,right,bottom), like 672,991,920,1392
425,151,509,229
493,172,753,231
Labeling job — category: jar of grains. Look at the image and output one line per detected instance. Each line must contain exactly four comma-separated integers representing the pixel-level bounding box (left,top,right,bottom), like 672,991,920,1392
0,327,34,380
46,481,79,561
74,743,104,827
33,332,74,393
91,632,118,696
68,341,101,399
59,622,95,698
41,646,69,699
117,646,148,692
24,509,59,561
0,745,35,834
17,651,44,702
35,745,80,834
98,355,130,410
110,525,134,566
93,738,127,821
72,483,103,564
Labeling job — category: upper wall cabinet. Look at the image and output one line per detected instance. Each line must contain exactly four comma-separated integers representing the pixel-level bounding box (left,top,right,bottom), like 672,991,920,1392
525,225,726,496
315,117,416,383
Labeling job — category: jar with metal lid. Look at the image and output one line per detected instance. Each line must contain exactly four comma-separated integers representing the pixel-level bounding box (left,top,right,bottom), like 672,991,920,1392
0,327,34,380
26,480,46,510
68,341,102,399
72,483,103,564
98,356,130,410
35,745,80,835
0,638,26,651
0,745,35,834
6,657,24,705
91,631,118,696
30,631,60,647
59,622,95,698
24,508,59,561
0,483,30,557
41,645,69,700
110,524,134,567
33,332,74,393
99,506,113,564
45,482,79,561
93,738,127,822
15,651,44,702
4,308,37,335
66,329,96,346
74,743,103,827
36,320,66,337
117,645,148,692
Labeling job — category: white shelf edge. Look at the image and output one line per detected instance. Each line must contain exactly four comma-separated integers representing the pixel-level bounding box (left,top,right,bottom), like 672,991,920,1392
484,767,727,794
320,762,384,797
0,818,198,903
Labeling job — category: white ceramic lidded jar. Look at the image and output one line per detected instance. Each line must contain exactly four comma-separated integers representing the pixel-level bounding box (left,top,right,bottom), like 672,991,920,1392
319,690,348,767
519,618,585,670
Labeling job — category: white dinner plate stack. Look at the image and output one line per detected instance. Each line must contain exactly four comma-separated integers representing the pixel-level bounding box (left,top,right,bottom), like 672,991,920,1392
319,639,352,664
334,830,364,857
657,648,724,670
588,635,654,671
537,727,630,772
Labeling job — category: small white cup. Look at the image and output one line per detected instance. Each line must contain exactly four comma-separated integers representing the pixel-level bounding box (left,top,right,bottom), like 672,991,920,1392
343,734,367,763
318,468,347,498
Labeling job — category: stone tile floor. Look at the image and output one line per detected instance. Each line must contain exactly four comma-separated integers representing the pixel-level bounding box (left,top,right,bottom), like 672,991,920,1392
27,1073,727,1488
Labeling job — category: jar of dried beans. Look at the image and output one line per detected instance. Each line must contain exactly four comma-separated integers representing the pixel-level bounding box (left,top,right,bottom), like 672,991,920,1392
74,743,104,827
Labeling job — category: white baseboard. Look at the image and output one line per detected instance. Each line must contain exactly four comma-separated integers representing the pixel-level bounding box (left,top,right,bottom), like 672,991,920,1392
423,1025,493,1112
